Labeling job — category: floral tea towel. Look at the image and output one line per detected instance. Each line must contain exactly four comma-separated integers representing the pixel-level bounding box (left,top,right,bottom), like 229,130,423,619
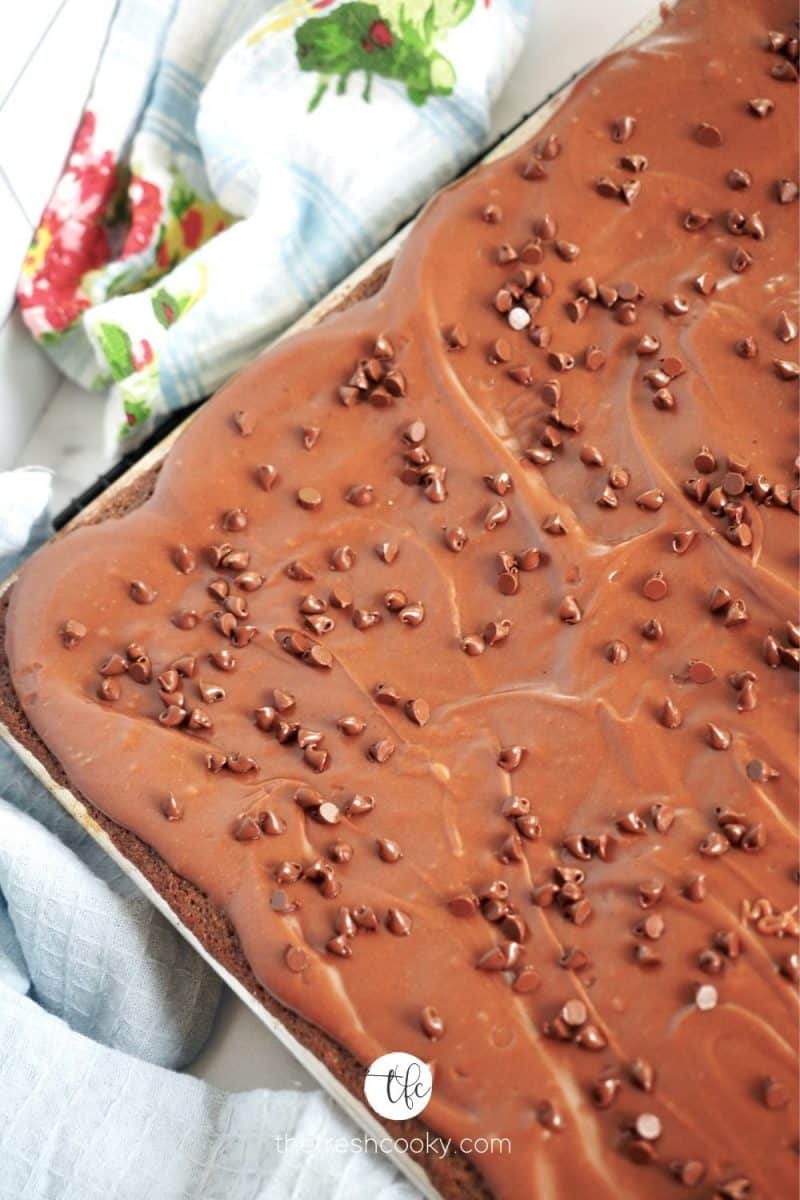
17,0,532,451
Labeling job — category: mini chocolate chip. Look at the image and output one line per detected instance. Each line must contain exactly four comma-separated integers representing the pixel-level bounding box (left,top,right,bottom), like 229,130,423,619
129,580,158,605
694,121,722,147
642,571,668,600
285,945,309,973
404,697,430,727
386,908,412,936
630,1058,655,1092
671,1160,706,1187
611,115,636,142
605,640,629,664
420,1006,444,1039
161,793,183,821
748,97,774,118
297,486,322,510
377,837,402,863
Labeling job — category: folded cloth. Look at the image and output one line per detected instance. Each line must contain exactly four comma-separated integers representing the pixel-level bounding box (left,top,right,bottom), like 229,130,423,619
0,992,418,1200
16,0,532,453
0,727,416,1199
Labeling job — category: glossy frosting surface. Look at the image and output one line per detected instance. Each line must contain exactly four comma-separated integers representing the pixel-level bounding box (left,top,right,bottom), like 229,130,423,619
7,2,799,1196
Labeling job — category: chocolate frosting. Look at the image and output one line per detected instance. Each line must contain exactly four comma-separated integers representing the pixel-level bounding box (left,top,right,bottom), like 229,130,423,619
7,1,799,1195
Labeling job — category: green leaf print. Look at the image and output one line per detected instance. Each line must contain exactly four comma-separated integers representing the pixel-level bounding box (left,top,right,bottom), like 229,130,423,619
97,322,135,381
152,287,180,328
295,0,474,109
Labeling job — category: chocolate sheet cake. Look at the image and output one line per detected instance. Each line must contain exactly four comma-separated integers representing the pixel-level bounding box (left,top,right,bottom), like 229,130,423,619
3,1,799,1196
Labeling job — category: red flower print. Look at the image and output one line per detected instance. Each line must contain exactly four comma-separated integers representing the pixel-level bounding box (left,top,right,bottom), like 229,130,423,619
181,208,203,250
122,177,163,258
368,19,393,49
131,338,154,371
18,109,118,336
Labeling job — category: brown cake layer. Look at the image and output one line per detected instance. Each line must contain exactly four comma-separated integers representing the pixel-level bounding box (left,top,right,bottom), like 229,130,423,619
4,2,799,1197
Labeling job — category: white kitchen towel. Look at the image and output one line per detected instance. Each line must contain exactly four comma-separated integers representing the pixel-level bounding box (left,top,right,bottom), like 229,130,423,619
0,751,416,1199
0,990,418,1200
16,0,532,452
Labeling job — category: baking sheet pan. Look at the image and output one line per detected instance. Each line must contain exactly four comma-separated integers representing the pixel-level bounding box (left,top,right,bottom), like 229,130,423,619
0,9,667,1196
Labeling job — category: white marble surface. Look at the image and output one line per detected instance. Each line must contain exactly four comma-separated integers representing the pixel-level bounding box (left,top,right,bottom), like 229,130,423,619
2,0,658,1093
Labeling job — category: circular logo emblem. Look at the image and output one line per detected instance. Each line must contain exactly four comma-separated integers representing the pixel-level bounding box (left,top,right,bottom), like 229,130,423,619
364,1051,433,1120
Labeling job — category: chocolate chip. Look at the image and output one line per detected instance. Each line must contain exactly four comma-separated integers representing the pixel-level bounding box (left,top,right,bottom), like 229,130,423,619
260,810,286,837
630,1058,655,1092
444,323,469,349
285,945,309,973
777,178,799,203
477,941,520,971
386,908,412,936
663,294,689,315
748,96,774,117
605,640,629,665
694,272,717,295
642,571,668,600
498,745,525,771
368,738,395,764
129,580,158,605
542,513,567,536
637,333,660,355
512,966,540,994
233,815,262,842
233,409,256,436
297,486,322,510
61,619,88,648
776,310,797,343
558,595,582,624
161,793,183,821
762,1076,789,1110
596,176,620,198
671,1160,706,1187
555,240,580,262
128,655,152,684
774,358,800,380
731,247,752,273
671,532,695,554
611,115,636,142
227,753,257,774
660,698,682,729
724,169,751,196
772,59,799,81
638,880,664,909
684,207,711,230
706,723,731,750
404,697,430,727
688,659,716,684
592,1074,620,1109
694,121,722,147
377,837,402,863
